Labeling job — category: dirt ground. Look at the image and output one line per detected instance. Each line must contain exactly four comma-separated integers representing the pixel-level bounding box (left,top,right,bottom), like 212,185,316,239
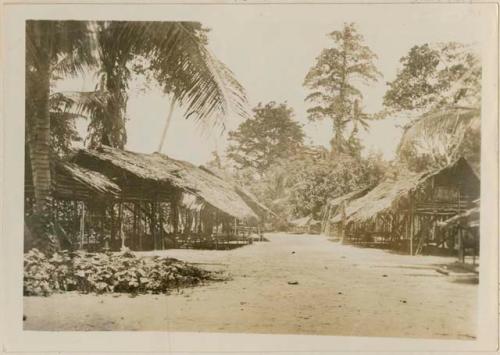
24,233,478,339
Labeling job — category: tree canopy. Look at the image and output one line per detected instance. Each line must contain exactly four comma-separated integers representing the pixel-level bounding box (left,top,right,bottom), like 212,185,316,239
304,23,381,154
384,42,481,172
383,42,481,113
227,102,305,174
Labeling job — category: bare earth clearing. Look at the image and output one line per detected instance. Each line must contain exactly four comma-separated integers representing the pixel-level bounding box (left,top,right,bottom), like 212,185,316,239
24,233,477,339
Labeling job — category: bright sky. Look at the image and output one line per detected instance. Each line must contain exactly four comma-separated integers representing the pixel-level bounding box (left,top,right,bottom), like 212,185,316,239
59,4,488,165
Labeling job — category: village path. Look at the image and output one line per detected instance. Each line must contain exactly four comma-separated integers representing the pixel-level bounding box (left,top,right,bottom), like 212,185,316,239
24,233,478,339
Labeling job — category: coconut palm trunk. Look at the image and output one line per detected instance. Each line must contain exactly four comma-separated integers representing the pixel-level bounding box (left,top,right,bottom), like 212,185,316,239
29,64,52,214
27,23,53,215
26,20,95,251
157,96,177,153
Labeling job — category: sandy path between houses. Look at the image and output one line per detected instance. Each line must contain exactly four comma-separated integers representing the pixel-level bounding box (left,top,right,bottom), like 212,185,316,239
24,233,478,339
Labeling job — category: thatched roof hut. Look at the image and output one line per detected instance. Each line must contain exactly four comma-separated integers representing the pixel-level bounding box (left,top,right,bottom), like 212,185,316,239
332,157,479,254
338,157,479,225
25,147,269,251
72,146,259,222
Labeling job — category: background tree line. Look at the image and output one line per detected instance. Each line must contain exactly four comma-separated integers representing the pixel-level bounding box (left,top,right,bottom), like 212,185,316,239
221,23,480,226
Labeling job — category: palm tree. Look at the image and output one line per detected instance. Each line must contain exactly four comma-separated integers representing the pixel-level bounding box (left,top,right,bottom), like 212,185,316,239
84,21,249,150
26,20,95,215
397,107,480,172
27,20,248,213
26,20,248,251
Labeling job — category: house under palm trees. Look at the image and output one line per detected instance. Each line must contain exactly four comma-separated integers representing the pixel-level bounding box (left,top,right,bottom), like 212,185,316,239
25,146,269,251
25,20,250,251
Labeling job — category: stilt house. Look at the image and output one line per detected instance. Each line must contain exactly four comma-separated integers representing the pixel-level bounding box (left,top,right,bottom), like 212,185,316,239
25,146,268,251
330,158,480,255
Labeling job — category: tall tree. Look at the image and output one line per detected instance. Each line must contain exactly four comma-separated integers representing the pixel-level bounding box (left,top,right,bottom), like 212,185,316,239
304,23,381,155
226,102,305,174
26,20,95,215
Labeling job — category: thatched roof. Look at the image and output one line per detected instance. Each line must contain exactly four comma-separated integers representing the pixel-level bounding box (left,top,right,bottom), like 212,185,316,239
25,157,122,199
58,162,122,196
326,187,372,208
333,157,478,224
74,146,259,221
200,165,276,218
332,172,426,224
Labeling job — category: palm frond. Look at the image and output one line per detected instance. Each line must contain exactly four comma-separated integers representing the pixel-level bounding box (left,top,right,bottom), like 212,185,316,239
135,22,250,132
51,90,110,118
398,106,480,165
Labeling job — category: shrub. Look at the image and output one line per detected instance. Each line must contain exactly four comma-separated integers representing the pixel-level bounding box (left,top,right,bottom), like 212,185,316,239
24,249,56,296
24,248,220,296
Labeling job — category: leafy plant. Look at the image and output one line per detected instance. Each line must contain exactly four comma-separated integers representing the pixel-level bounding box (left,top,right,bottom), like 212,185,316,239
24,248,219,296
24,249,57,296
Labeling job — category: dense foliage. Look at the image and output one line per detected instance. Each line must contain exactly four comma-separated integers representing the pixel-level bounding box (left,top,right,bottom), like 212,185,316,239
226,136,386,225
249,149,386,221
384,43,481,113
384,42,481,173
24,248,220,296
227,102,305,174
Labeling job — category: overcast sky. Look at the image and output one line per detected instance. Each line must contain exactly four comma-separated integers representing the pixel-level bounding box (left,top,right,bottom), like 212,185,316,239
59,4,488,165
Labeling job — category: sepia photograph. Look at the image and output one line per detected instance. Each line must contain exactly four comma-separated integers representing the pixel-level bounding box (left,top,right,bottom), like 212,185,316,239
2,1,499,353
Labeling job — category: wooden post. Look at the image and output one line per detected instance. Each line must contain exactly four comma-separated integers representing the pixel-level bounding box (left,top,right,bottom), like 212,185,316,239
458,228,464,263
172,199,179,235
79,202,86,250
133,202,138,250
139,202,143,251
409,192,414,256
152,202,157,250
472,232,476,266
119,202,125,250
110,203,115,245
340,202,346,243
410,217,414,256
